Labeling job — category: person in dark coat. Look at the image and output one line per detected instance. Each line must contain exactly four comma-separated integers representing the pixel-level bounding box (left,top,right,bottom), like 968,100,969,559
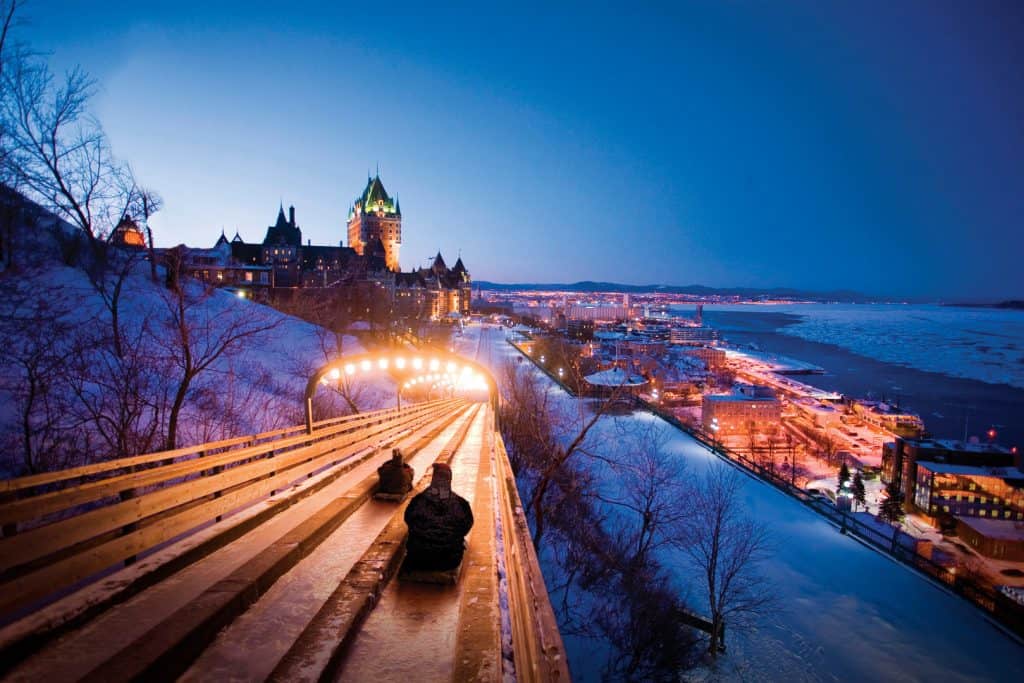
378,449,414,495
403,462,473,571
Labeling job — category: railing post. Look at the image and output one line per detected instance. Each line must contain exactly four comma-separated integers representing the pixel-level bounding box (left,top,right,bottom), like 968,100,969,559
120,474,138,565
306,397,314,435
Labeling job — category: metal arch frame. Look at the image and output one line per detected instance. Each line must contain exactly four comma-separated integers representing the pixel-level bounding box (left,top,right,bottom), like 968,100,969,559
304,350,499,433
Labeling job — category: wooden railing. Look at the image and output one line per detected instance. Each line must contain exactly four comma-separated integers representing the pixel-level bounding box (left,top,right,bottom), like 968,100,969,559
493,429,570,682
0,399,463,620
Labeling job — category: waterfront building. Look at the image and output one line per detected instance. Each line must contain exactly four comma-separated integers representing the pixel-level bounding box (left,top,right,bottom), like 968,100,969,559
883,437,1024,553
882,437,1019,492
566,304,633,321
669,326,718,345
701,385,782,435
681,345,726,370
851,400,924,437
955,517,1024,561
911,461,1024,523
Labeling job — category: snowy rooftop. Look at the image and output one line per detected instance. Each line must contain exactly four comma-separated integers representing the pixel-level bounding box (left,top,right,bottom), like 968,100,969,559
909,438,1014,454
704,393,780,403
917,461,1024,479
583,367,647,387
956,516,1024,541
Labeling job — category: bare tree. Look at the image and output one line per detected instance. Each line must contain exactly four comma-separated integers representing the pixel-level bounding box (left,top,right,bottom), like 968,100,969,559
677,466,774,657
154,282,284,449
0,28,151,266
595,422,689,567
65,311,169,461
138,187,162,283
0,280,82,473
499,358,624,545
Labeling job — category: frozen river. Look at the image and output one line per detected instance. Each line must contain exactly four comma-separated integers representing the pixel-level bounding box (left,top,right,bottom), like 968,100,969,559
463,323,1024,681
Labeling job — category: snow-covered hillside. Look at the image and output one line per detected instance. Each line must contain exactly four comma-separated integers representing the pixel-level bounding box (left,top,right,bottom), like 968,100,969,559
0,196,394,477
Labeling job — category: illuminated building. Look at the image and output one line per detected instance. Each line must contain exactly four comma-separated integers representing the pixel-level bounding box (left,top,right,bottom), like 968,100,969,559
394,252,472,320
701,385,781,435
165,176,468,319
669,326,718,345
109,214,147,249
348,174,401,271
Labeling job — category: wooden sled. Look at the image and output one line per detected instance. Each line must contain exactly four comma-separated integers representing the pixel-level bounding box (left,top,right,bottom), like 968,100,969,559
372,491,409,502
398,560,463,585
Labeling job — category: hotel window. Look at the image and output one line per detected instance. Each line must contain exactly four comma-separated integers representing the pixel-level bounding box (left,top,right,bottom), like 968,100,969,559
216,271,224,281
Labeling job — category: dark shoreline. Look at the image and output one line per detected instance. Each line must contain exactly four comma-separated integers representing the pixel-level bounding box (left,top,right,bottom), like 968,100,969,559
703,310,1024,448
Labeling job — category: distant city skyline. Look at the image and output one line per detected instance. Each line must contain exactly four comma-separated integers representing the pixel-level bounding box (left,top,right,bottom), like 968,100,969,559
19,1,1024,300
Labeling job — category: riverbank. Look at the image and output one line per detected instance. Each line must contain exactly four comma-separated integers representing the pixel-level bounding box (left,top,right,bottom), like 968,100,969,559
702,309,1024,447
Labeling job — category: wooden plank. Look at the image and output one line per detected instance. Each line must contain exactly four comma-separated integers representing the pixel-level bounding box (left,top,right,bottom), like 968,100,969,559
0,400,444,495
451,406,502,683
0,404,472,618
0,404,473,671
0,400,457,526
493,433,570,682
0,402,461,573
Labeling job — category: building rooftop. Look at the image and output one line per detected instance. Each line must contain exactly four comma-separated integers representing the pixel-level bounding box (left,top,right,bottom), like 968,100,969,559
583,367,647,387
908,438,1013,454
917,461,1024,479
704,393,780,403
956,516,1024,541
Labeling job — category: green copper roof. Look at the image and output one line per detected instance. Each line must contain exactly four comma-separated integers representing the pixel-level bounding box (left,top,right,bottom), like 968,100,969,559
354,175,400,215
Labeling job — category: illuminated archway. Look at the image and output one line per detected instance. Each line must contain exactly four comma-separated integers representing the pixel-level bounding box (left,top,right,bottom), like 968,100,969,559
304,350,498,433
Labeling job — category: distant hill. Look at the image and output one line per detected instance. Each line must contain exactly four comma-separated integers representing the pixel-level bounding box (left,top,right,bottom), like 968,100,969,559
473,280,875,302
944,300,1024,311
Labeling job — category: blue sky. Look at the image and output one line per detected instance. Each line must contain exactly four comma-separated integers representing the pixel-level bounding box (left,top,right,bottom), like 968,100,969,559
19,1,1024,299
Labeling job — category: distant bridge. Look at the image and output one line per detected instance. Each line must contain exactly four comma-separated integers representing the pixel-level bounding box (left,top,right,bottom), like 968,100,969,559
0,349,568,682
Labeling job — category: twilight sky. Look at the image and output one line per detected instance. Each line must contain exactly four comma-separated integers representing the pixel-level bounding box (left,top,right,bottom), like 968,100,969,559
19,1,1024,299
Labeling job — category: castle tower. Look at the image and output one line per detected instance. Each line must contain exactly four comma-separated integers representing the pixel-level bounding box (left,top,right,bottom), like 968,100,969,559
347,175,401,271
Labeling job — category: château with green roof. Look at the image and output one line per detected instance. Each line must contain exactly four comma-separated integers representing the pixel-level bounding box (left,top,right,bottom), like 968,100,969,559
348,174,401,271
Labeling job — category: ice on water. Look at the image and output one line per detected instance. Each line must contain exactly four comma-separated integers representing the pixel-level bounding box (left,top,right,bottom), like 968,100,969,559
722,304,1024,389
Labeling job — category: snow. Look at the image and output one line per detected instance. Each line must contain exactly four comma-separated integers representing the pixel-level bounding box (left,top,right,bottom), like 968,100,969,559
694,303,1024,389
724,347,824,374
0,216,398,474
582,367,646,387
461,323,1024,681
